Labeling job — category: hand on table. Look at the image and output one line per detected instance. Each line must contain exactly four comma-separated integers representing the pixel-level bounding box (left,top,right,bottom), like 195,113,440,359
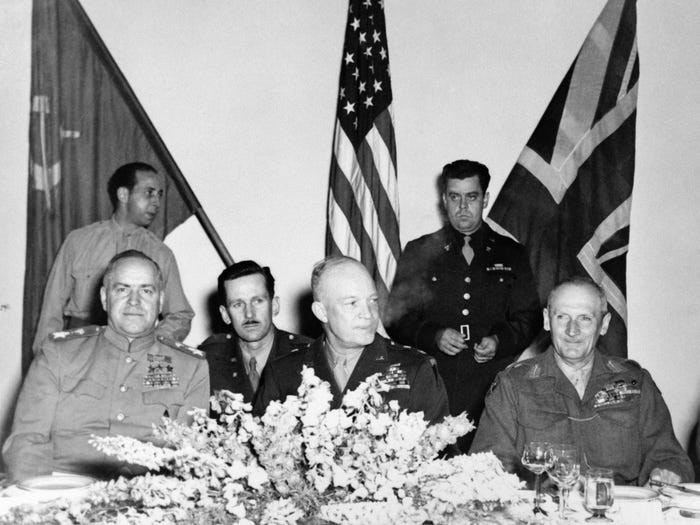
647,467,682,486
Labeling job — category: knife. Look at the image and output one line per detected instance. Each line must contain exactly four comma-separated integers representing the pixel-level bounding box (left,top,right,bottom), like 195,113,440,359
650,480,700,496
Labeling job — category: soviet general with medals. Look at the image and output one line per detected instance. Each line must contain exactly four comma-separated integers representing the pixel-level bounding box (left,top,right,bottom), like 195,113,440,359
470,277,693,486
255,256,450,424
3,250,209,482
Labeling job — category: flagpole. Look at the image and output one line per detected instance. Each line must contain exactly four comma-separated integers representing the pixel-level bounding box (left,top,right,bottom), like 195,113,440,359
68,0,234,267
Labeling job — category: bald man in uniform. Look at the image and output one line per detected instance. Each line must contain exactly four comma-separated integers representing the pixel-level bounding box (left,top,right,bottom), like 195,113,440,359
255,256,449,424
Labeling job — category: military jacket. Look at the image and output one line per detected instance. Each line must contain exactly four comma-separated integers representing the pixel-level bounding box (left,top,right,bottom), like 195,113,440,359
3,326,209,482
386,223,541,448
32,218,194,354
470,347,693,486
199,328,312,403
254,334,450,424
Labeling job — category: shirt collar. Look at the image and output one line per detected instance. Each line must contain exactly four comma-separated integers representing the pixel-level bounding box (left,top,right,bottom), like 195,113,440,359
104,325,156,353
446,222,487,249
323,338,364,371
239,340,274,374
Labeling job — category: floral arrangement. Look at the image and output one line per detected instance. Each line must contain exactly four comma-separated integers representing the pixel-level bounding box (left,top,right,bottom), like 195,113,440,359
0,367,523,524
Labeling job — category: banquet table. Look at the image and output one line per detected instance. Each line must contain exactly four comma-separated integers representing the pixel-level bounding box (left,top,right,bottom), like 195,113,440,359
1,476,699,525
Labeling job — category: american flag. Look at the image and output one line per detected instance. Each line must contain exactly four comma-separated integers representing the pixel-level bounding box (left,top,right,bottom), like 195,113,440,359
325,0,400,304
488,0,638,357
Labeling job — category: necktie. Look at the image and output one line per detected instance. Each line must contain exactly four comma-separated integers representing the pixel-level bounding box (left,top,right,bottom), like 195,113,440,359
335,358,350,391
462,235,474,264
248,357,260,391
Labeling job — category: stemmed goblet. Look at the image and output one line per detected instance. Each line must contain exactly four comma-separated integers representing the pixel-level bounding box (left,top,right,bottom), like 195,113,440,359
547,444,581,520
521,441,553,517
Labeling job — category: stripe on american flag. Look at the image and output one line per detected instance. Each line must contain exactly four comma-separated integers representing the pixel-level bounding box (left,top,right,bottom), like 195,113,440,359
326,0,400,300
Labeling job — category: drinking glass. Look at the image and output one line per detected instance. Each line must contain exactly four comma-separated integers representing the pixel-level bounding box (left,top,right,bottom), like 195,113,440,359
583,468,614,522
547,444,580,520
521,441,553,517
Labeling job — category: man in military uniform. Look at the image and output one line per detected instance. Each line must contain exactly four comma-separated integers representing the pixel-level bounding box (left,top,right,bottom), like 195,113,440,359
470,277,693,486
32,162,194,354
255,256,449,424
3,250,209,482
199,260,311,403
386,159,541,451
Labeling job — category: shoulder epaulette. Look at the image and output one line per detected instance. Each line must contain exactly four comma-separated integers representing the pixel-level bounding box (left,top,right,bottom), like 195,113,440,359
198,333,233,348
503,359,541,379
49,325,104,342
287,332,312,347
157,335,206,359
387,337,424,354
605,356,641,373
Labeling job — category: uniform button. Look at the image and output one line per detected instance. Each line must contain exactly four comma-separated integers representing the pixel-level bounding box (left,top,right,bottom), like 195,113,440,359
116,413,125,421
462,309,469,316
463,293,470,300
119,384,127,393
226,334,232,339
431,276,437,282
125,356,133,364
464,277,471,283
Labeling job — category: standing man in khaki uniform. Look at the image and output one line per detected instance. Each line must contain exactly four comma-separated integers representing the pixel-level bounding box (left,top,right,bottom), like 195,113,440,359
3,250,209,482
32,162,194,354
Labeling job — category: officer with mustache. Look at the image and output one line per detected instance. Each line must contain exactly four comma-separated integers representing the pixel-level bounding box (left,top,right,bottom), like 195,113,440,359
199,260,311,403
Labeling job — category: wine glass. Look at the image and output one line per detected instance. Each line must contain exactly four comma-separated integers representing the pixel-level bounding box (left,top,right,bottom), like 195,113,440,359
521,441,553,517
547,444,580,520
583,467,614,522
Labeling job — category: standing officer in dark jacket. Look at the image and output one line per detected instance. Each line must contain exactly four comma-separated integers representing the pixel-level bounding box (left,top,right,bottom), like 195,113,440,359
386,159,541,451
199,261,311,404
255,256,449,424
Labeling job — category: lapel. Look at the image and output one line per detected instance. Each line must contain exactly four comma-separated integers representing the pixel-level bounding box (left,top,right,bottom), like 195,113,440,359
307,336,390,408
542,347,581,400
581,351,616,404
233,341,256,402
344,337,389,394
306,338,344,403
268,329,281,361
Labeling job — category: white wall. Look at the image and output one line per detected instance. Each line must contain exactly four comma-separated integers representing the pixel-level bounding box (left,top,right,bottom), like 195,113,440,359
1,1,698,452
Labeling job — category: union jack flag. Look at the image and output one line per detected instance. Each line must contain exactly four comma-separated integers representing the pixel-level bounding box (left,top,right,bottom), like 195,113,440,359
489,0,638,357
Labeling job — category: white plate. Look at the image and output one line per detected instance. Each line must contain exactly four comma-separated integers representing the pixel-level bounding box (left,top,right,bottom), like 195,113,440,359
16,473,95,501
660,483,700,512
614,485,659,502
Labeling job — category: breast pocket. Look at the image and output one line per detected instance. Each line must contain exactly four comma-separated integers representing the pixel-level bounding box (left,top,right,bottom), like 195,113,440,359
69,267,104,313
587,402,641,476
57,377,107,430
142,389,185,420
517,399,570,444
